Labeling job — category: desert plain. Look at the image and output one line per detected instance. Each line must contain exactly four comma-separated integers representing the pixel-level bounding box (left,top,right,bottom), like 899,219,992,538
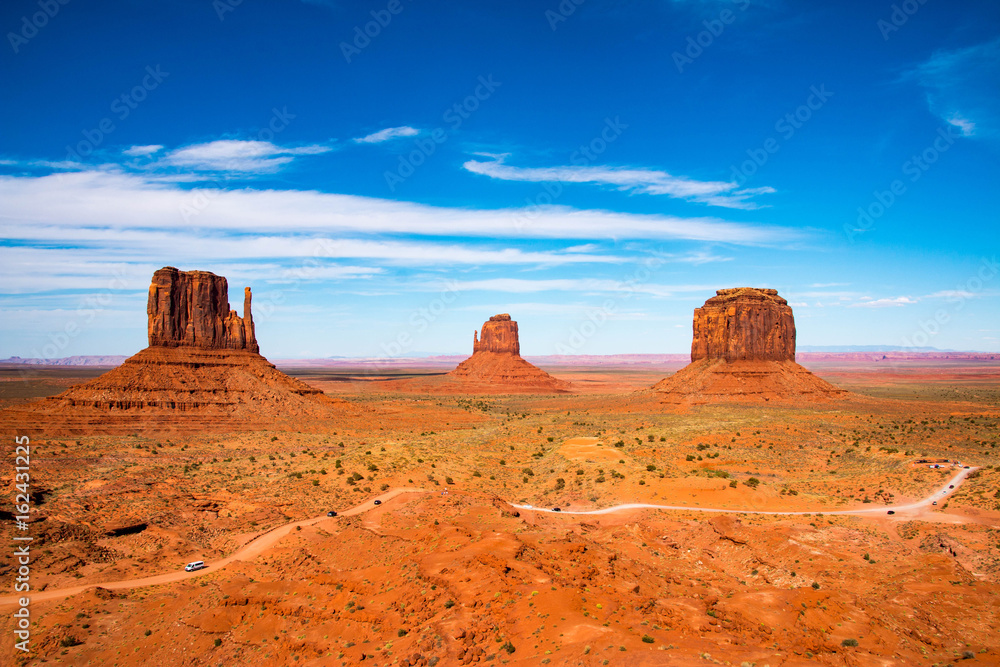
1,354,999,667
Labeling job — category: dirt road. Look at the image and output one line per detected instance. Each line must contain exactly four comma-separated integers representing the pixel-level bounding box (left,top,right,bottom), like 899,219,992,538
513,466,976,516
0,487,426,608
0,468,977,608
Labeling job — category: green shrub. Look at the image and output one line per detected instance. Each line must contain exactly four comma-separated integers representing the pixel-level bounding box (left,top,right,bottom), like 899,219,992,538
841,638,858,647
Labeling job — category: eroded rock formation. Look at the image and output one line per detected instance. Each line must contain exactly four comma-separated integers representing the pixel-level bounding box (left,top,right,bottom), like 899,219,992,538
473,314,520,355
691,288,794,362
656,288,844,403
147,267,258,352
2,267,347,434
447,314,569,392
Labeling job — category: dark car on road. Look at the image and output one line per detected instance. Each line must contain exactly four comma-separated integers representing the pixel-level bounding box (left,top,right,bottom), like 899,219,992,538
327,511,337,517
373,499,382,506
887,510,895,515
552,507,561,512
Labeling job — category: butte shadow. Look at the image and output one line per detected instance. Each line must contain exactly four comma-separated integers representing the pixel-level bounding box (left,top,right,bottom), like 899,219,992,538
0,267,351,435
654,288,847,404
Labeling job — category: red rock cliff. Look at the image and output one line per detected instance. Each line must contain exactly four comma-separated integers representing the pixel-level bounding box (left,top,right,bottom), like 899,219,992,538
147,267,259,352
690,288,795,362
473,314,520,356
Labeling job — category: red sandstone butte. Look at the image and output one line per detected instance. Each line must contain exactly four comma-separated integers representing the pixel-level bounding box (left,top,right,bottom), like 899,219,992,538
656,288,845,403
448,314,569,392
147,266,258,352
1,267,345,434
691,287,795,362
473,313,520,355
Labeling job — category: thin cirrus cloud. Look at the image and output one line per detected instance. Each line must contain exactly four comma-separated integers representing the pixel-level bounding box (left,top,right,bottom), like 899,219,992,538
421,278,716,297
148,139,332,172
907,37,1000,140
0,170,798,245
122,144,164,157
462,155,776,210
353,126,420,144
850,296,918,308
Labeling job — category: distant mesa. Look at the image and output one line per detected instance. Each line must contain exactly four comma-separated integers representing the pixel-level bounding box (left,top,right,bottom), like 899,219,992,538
655,287,846,403
1,267,347,434
446,314,570,392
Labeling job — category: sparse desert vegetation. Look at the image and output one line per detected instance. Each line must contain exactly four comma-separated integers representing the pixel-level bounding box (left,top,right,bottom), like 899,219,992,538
1,358,999,665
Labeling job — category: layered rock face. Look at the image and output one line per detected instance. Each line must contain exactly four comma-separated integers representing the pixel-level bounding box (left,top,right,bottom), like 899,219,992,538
2,267,346,434
447,314,569,393
473,314,520,355
691,288,794,362
148,267,258,352
656,288,844,403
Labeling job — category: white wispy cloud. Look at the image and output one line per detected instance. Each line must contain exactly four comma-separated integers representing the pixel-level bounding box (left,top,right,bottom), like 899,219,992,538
0,170,797,245
909,38,1000,141
422,278,716,297
850,296,917,308
946,114,975,137
160,140,332,172
353,126,420,144
462,155,775,209
122,144,164,157
925,289,974,299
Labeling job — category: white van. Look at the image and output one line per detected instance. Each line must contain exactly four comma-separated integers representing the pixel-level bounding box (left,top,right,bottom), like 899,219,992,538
184,561,206,572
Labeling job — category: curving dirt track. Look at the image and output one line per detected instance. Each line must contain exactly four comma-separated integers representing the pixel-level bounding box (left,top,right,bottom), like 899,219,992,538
0,468,976,609
0,488,427,609
514,466,976,517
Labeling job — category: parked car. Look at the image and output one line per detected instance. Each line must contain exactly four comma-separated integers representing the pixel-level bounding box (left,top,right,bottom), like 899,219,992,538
327,511,337,517
373,499,382,506
184,561,206,572
886,510,895,515
932,501,937,505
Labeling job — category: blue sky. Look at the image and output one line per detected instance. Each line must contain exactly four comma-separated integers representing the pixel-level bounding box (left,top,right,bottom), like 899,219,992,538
1,0,998,358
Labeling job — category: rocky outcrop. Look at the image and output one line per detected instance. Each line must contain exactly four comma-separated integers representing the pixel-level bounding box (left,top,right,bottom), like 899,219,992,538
147,267,258,352
473,314,520,355
445,314,569,392
656,288,844,403
691,288,794,362
2,268,349,434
